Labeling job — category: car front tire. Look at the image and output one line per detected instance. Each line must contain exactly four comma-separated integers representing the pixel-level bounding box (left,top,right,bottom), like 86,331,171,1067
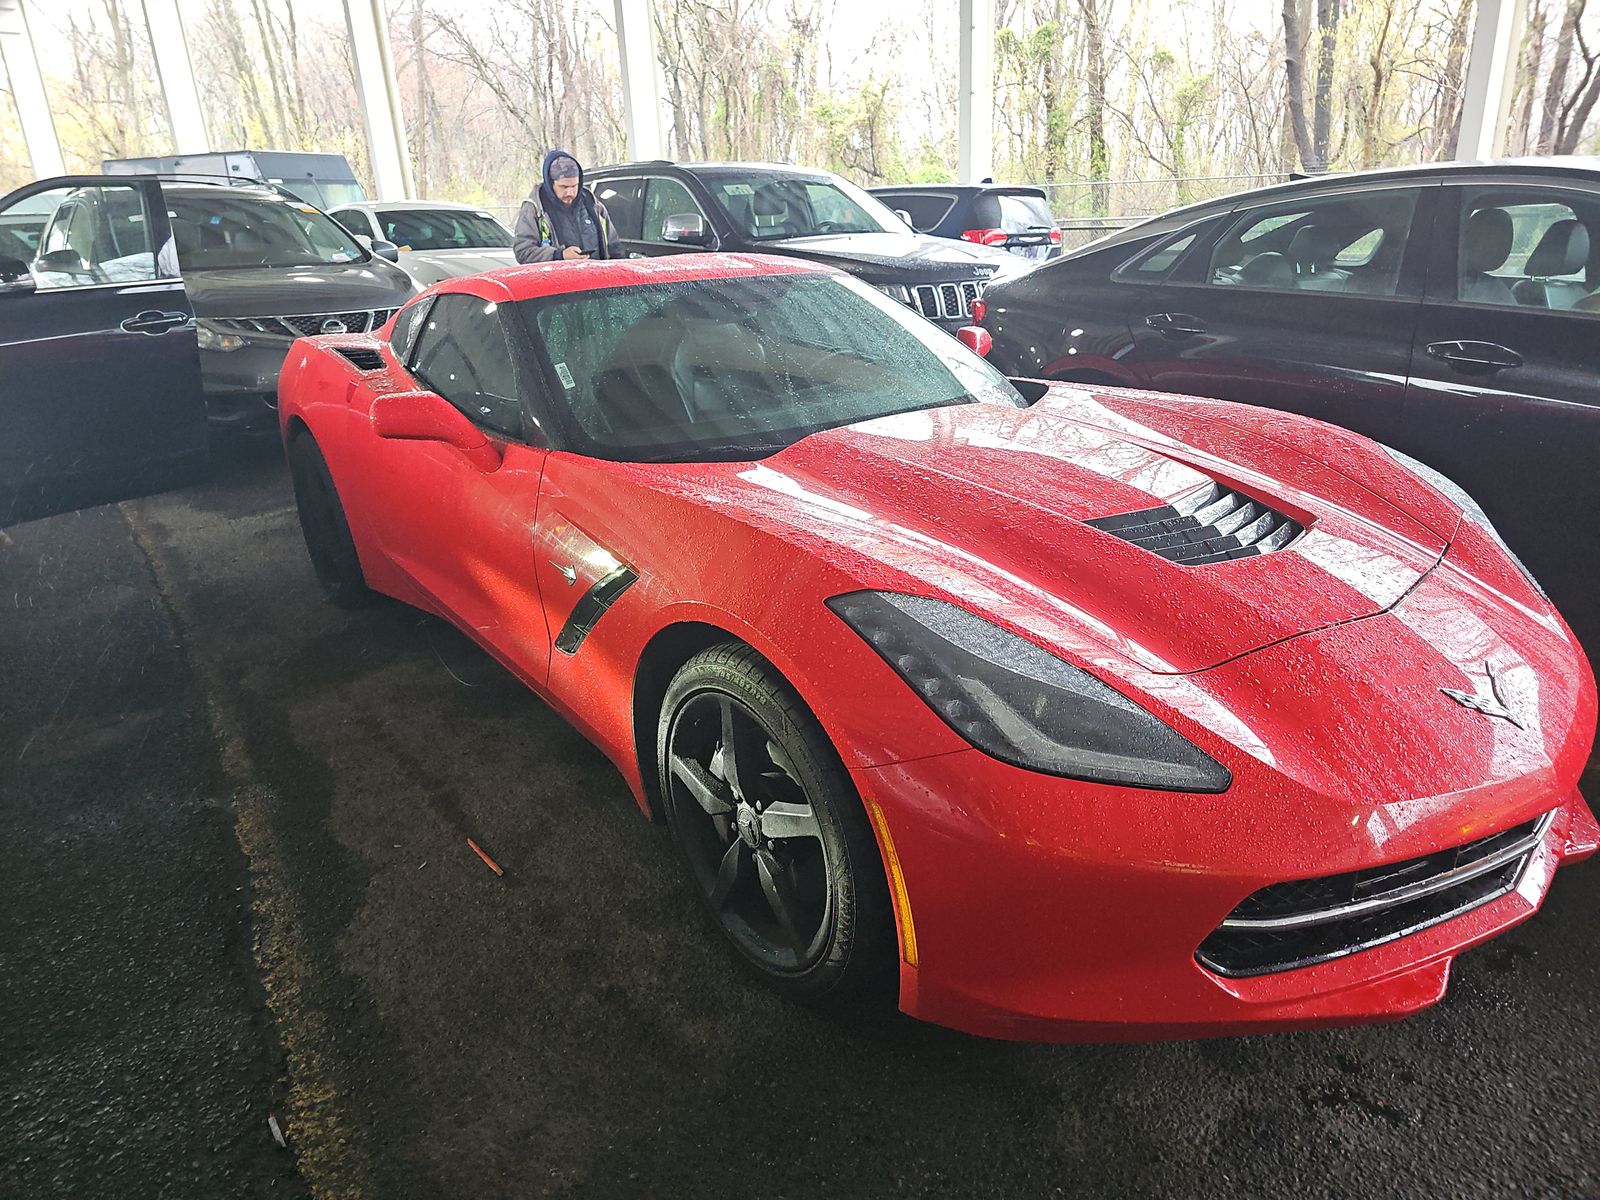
288,433,374,609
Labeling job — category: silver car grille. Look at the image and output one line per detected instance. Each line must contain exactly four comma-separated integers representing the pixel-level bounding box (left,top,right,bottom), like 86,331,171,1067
209,309,399,339
877,280,984,321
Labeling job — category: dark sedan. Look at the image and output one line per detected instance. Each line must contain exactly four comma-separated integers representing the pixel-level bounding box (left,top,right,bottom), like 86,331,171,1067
586,160,1025,332
978,159,1600,656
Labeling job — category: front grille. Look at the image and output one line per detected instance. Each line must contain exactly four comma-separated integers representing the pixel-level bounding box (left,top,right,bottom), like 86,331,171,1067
1197,811,1554,977
211,308,396,339
878,280,984,321
1085,480,1304,565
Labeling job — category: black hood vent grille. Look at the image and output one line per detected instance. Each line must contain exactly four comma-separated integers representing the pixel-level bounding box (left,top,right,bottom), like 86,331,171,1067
332,345,386,371
1086,481,1304,566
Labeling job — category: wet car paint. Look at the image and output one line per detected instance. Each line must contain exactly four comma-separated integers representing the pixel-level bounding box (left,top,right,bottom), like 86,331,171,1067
277,254,1597,1041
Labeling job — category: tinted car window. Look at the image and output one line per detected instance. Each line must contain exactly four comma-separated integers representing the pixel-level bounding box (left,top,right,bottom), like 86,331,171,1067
166,190,368,271
878,192,956,232
330,208,376,239
524,273,1022,461
1451,186,1600,314
27,185,158,290
972,193,1055,233
389,296,433,361
594,178,645,240
641,178,704,243
409,293,523,438
1208,188,1419,296
701,172,900,239
377,209,510,250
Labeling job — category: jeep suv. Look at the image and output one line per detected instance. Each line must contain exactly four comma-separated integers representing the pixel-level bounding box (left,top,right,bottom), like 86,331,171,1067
586,161,1025,331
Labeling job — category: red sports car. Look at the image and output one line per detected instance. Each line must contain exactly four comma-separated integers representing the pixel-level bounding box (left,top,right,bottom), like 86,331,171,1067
278,253,1597,1042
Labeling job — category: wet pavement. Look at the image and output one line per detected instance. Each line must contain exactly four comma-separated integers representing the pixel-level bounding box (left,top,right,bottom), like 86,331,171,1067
2,438,1597,1199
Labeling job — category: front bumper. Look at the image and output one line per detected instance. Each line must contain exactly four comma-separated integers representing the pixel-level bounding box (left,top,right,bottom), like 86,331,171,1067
857,748,1596,1043
199,341,292,428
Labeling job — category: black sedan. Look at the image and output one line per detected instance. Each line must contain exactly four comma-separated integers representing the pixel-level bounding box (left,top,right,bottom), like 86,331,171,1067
586,160,1025,332
978,159,1600,657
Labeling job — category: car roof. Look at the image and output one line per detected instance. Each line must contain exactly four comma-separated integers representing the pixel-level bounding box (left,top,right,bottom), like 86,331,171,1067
423,251,832,303
337,199,497,213
592,160,838,180
868,183,1048,198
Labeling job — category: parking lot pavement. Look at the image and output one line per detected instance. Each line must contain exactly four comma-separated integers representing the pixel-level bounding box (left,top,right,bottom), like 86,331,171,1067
4,438,1598,1199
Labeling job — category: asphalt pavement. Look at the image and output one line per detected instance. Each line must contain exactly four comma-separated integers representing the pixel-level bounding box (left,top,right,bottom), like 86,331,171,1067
1,437,1597,1199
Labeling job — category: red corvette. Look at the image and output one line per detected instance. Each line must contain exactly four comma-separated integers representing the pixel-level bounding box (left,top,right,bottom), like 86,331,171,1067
278,254,1597,1042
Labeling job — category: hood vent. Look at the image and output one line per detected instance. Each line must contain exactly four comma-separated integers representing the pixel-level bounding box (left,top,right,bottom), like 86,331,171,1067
1086,481,1304,566
332,345,386,371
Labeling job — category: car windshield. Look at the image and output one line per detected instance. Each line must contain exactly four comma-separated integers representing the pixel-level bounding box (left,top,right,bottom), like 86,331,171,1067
521,272,1022,462
165,190,369,270
700,172,904,240
376,208,511,251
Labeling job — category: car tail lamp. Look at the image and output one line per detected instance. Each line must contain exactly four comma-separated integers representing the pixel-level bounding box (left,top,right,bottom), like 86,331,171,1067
969,298,987,324
1048,229,1063,244
960,228,1010,247
828,591,1231,792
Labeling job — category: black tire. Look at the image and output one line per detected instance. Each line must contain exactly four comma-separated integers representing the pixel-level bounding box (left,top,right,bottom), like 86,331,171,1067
288,433,374,609
657,642,896,1006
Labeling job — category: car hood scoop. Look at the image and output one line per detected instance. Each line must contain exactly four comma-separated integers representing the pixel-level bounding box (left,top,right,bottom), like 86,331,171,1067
1086,481,1305,565
731,392,1446,674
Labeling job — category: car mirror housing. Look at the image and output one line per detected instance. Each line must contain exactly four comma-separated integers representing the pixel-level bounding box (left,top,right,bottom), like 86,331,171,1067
369,239,402,263
371,390,501,471
661,213,712,246
955,325,992,358
0,256,35,296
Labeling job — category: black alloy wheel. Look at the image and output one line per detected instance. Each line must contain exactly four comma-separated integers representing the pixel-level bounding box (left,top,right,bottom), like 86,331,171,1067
288,434,374,609
658,643,895,1005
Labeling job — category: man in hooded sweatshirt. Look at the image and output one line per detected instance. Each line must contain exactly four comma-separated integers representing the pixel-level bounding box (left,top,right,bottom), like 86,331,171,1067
512,150,622,264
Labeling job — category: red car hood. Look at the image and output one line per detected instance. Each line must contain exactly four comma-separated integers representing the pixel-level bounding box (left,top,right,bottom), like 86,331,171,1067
721,388,1448,674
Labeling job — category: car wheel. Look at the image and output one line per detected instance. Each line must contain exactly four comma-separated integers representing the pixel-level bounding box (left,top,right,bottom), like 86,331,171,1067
658,644,896,1005
288,433,374,609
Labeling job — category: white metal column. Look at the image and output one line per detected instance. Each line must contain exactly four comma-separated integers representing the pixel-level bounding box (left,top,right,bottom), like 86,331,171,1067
614,0,664,160
957,0,995,184
141,0,208,154
343,0,414,200
0,0,64,178
1457,0,1529,160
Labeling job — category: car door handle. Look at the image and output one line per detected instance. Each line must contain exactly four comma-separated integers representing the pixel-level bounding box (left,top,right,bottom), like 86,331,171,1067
1144,312,1207,338
120,309,191,335
1425,340,1522,371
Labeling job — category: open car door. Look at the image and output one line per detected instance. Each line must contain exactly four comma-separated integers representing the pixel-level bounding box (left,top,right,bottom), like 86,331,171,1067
0,175,208,525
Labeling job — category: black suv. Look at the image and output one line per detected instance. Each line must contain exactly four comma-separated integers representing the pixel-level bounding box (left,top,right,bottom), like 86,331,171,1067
868,183,1062,261
586,161,1024,331
978,159,1600,655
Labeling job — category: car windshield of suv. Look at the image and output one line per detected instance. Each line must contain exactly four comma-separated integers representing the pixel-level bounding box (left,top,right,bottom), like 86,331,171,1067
166,190,369,270
377,208,511,251
522,272,1022,461
701,172,902,240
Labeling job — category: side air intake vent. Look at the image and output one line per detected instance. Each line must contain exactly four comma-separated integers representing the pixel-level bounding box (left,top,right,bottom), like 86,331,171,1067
1085,481,1304,566
332,346,386,371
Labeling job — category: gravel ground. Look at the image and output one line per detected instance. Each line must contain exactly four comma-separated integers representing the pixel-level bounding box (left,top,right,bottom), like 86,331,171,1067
2,437,1596,1199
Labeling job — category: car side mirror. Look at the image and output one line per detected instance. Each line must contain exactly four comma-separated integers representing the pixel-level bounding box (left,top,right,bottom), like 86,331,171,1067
371,390,501,471
661,213,712,246
34,249,84,276
956,326,992,358
369,239,401,263
893,208,915,229
0,256,35,296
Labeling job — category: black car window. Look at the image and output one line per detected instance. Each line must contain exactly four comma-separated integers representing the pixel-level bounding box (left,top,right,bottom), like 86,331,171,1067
879,192,956,232
22,184,159,290
972,194,1055,234
522,272,1022,462
390,295,434,363
408,293,524,439
641,178,706,244
165,190,368,270
594,178,645,240
700,171,900,239
1207,188,1420,297
330,209,375,239
1449,186,1600,315
378,208,510,251
1113,224,1210,283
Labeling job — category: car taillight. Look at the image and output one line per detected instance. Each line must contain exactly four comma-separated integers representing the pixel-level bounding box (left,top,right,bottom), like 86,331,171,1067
970,299,987,324
1048,228,1062,244
961,228,1009,247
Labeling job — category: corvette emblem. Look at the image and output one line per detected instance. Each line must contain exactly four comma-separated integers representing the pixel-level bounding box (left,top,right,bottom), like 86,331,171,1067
1441,662,1524,729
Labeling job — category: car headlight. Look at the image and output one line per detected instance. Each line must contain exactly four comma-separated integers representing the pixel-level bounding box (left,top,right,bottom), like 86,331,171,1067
1379,445,1547,600
828,591,1231,792
195,320,246,353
